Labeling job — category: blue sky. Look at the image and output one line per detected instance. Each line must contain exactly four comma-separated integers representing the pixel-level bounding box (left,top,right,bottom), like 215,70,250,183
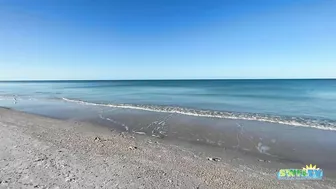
0,0,335,80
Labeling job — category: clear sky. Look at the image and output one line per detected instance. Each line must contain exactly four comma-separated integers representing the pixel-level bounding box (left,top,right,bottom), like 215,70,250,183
0,0,335,80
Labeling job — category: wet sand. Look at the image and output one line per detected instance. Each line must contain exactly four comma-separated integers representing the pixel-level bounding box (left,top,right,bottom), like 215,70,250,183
81,107,336,173
3,98,336,172
1,107,336,188
3,99,336,170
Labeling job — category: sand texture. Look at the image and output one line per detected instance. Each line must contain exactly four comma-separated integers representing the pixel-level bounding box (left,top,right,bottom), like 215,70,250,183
0,108,335,189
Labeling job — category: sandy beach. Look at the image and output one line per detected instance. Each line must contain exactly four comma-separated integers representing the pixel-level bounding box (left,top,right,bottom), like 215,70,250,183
1,0,335,187
0,107,335,189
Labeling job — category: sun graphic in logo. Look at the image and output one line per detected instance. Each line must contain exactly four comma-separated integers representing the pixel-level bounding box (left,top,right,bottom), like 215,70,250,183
303,164,319,170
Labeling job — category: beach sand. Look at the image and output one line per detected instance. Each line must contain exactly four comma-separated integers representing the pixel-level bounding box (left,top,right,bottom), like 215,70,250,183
0,107,335,189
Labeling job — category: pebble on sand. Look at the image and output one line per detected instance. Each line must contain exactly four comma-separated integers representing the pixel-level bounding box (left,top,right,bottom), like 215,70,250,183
128,146,138,150
258,159,271,163
94,137,101,142
207,157,221,162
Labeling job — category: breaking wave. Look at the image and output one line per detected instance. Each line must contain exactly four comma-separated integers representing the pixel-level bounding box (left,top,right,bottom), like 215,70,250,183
61,97,336,131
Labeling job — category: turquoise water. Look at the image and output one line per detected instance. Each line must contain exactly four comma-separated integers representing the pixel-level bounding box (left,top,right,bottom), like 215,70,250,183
1,79,336,130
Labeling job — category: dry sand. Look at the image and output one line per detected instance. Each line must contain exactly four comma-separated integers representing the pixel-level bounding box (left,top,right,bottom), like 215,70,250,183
0,108,335,189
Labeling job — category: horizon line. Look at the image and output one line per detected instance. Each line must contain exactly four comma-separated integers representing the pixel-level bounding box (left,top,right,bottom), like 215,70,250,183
0,78,335,82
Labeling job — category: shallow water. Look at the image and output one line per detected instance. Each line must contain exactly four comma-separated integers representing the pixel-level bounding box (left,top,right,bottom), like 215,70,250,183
1,79,336,130
2,98,336,175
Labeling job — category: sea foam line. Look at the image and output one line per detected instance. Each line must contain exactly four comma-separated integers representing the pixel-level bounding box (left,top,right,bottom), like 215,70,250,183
61,97,336,131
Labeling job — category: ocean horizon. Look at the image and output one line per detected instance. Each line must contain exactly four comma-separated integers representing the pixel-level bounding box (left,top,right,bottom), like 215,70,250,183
1,78,336,82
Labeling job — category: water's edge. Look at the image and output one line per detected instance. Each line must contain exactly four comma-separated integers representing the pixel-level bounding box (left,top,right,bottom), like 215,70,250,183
61,97,336,131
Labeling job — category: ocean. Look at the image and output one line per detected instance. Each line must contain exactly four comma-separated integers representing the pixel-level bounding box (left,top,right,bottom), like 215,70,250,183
0,79,335,130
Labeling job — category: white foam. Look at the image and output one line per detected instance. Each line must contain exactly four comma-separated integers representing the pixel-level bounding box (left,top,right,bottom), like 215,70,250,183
61,97,336,131
99,114,129,131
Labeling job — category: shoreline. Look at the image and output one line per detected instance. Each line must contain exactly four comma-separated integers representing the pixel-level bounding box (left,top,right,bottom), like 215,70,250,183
2,99,336,170
0,107,335,188
1,95,335,131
